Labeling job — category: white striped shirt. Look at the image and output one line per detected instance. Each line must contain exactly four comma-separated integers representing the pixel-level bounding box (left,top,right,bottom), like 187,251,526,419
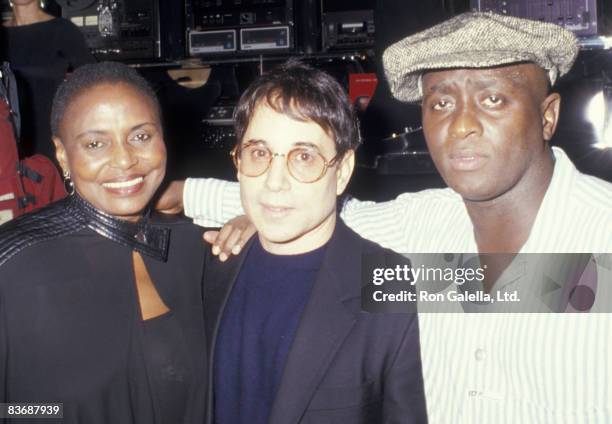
184,147,612,423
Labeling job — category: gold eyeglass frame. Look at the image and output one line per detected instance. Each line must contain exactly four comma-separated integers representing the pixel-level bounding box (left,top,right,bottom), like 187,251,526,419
230,142,341,183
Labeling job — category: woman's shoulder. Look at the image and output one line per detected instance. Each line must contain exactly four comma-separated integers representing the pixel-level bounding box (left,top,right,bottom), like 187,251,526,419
35,16,76,30
149,214,209,273
151,212,207,246
0,198,83,267
3,17,83,50
4,16,64,33
43,17,86,42
36,17,89,48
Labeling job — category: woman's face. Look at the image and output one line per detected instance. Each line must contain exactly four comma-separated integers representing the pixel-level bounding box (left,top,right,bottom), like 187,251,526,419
54,82,166,222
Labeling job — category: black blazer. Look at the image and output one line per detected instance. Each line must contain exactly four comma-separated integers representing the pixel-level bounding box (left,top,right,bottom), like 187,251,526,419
203,219,427,424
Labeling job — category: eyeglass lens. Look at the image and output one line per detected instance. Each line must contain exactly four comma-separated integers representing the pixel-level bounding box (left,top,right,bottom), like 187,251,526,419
237,143,328,183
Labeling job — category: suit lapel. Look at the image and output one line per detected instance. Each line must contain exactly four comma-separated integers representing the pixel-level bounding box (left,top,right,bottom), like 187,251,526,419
202,242,251,349
202,238,254,424
268,221,362,424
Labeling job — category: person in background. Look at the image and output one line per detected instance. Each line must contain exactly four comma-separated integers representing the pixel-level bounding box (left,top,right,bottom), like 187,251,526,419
2,0,94,161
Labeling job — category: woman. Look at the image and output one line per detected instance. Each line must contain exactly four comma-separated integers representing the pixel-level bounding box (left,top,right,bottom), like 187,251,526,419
2,0,94,160
0,62,206,423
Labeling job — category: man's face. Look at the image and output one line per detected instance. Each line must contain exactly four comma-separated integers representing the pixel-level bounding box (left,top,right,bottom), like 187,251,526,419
237,103,354,255
421,63,560,202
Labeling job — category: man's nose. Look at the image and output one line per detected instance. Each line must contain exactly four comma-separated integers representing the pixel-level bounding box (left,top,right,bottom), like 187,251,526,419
264,154,291,192
448,101,483,140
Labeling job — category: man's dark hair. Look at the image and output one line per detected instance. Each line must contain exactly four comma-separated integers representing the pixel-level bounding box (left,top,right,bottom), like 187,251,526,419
51,61,160,136
234,59,361,157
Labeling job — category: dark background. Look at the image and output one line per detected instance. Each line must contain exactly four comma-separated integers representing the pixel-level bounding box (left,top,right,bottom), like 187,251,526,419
3,0,612,201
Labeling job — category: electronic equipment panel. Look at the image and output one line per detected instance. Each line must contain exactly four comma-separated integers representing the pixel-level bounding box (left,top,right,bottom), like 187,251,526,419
201,104,236,149
187,0,294,55
319,0,375,51
190,0,293,30
471,0,599,36
322,9,375,51
240,26,290,51
189,29,237,54
57,0,161,60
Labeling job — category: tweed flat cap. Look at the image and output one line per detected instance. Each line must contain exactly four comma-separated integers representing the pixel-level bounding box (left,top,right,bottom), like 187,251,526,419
383,11,580,102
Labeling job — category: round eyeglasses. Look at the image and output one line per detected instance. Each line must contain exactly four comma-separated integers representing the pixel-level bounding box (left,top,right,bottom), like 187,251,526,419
231,142,341,183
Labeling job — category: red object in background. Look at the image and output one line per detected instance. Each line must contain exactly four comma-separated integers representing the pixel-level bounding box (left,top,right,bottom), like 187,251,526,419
0,98,66,225
349,73,378,111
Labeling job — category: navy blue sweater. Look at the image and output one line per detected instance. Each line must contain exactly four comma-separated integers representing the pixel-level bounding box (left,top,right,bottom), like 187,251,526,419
214,238,327,424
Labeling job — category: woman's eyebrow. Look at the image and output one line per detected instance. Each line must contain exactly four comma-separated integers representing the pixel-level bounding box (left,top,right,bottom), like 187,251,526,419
74,123,157,139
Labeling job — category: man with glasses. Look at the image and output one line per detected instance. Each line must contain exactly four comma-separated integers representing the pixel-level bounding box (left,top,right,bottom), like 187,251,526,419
202,60,427,424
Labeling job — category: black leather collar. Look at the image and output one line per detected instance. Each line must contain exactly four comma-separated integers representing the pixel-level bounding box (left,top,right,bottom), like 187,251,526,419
67,194,171,262
0,194,171,266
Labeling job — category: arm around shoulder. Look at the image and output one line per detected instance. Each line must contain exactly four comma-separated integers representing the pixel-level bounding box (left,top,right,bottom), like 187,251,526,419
339,193,419,253
183,178,244,227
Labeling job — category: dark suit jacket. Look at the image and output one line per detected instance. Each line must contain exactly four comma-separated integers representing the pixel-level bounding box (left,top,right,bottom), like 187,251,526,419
203,219,427,424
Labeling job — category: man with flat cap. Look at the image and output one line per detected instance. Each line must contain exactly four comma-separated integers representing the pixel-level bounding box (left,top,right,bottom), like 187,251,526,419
162,11,612,423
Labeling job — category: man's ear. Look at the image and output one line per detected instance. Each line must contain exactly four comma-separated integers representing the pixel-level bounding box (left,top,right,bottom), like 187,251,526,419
336,150,355,195
541,92,561,141
53,137,69,175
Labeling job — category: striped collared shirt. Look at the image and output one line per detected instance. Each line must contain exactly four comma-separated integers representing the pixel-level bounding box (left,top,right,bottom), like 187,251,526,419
184,147,612,423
